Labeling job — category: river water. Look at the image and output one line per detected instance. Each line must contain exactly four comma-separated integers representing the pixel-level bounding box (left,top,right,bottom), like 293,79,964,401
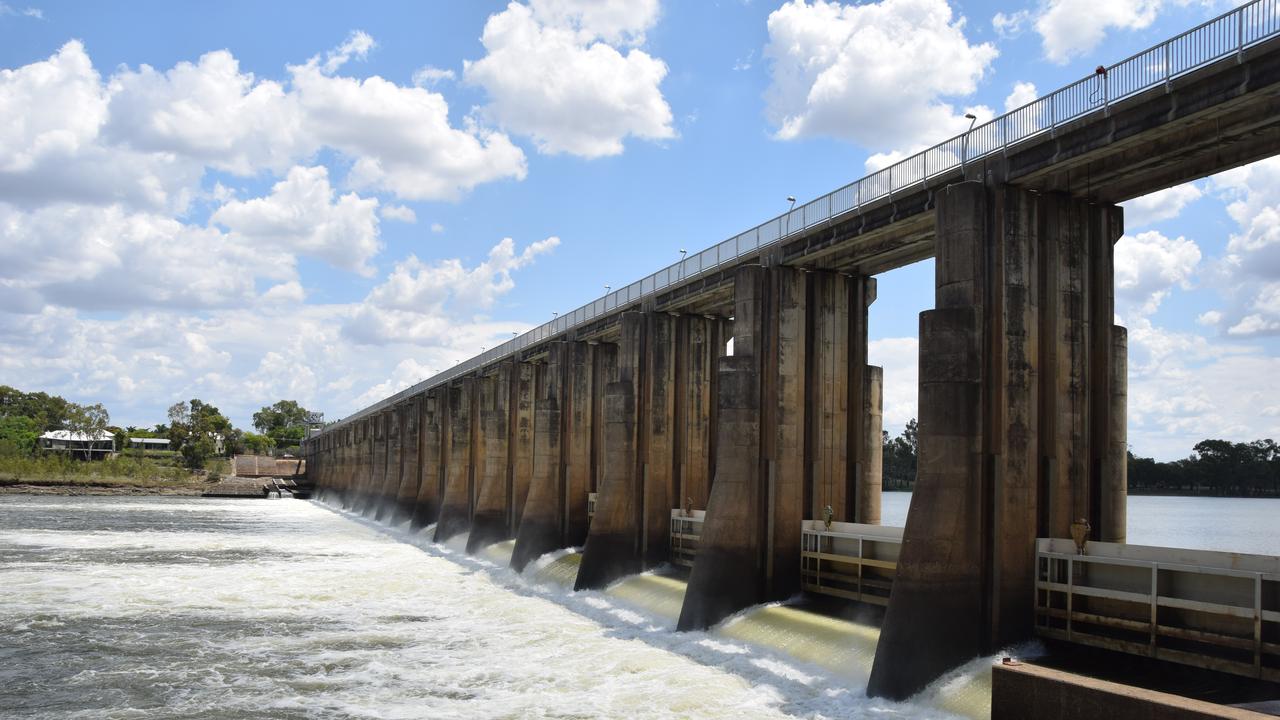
1,494,1276,719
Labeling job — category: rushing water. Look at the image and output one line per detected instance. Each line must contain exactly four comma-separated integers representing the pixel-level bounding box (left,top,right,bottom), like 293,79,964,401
2,493,1274,719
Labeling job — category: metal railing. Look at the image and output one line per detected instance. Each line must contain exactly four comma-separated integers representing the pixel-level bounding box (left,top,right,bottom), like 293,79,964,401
586,492,597,525
801,521,904,605
670,509,705,568
320,0,1280,435
1035,538,1280,682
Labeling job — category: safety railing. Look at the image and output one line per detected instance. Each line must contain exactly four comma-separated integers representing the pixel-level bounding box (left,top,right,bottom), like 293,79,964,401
670,509,705,568
800,521,904,605
586,492,597,525
1035,538,1280,682
320,0,1280,435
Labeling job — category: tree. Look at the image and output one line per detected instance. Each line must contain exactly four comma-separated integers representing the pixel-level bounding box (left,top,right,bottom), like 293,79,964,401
167,398,233,468
242,432,276,455
65,402,111,460
0,415,39,457
881,419,919,491
253,400,321,448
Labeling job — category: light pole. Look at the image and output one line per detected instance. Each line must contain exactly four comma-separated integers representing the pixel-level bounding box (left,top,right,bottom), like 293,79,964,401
961,112,978,174
784,196,796,236
678,248,687,281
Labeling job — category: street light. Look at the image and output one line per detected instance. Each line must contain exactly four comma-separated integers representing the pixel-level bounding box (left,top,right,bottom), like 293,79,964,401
678,248,687,281
962,112,978,173
784,196,797,236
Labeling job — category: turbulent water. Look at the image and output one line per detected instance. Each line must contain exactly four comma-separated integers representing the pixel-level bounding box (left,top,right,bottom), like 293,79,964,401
4,493,1272,719
0,496,968,719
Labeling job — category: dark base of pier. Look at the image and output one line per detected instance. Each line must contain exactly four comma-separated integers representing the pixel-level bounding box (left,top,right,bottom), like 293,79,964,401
676,546,762,631
574,533,641,591
466,512,509,554
510,518,560,572
434,506,470,543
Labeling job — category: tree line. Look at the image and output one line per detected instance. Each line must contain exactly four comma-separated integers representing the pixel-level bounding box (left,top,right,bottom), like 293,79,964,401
0,386,323,470
881,419,1280,497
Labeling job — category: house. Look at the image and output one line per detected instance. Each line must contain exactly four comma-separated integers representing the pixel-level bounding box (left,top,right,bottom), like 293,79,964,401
39,430,115,459
128,437,171,452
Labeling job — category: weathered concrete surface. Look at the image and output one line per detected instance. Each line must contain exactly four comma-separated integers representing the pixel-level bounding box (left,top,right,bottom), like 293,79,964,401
411,389,445,529
859,365,883,525
511,344,567,571
991,662,1270,720
435,379,474,542
362,412,387,516
565,342,602,548
869,182,1128,700
509,361,535,535
577,313,645,590
1103,326,1128,542
642,313,676,566
375,407,402,521
677,354,762,631
678,266,767,631
469,369,512,553
676,315,721,512
391,398,422,523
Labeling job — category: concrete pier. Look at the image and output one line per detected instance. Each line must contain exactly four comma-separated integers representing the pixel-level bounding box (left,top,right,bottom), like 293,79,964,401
868,183,1127,700
468,367,512,553
435,379,474,542
510,344,568,571
410,389,445,529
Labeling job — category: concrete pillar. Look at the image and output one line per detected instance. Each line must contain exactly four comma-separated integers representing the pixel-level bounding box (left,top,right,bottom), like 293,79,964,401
375,406,402,521
766,265,807,599
678,266,767,631
469,367,513,553
391,399,422,523
869,182,1128,700
1102,327,1127,542
510,362,536,535
364,412,388,516
643,313,676,566
859,365,884,525
676,315,718,511
677,355,762,631
435,379,474,542
577,313,645,590
564,343,597,547
414,386,450,527
511,344,567,571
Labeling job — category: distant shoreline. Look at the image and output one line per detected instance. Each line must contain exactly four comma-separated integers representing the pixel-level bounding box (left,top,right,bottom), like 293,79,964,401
0,478,208,496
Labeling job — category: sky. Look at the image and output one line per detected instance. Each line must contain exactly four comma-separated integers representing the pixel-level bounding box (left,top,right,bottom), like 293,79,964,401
2,0,1279,459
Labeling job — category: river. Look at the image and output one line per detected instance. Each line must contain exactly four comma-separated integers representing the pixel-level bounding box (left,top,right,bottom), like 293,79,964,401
1,494,1276,718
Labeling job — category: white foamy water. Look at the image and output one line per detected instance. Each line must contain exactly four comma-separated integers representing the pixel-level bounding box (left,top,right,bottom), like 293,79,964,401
0,495,966,719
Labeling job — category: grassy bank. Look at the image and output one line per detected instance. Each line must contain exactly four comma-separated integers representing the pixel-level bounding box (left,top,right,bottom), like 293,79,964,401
0,453,224,494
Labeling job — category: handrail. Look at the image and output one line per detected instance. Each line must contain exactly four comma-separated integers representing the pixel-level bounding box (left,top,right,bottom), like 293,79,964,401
317,0,1280,435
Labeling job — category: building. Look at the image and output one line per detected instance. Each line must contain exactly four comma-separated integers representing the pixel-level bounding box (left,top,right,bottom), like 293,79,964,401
128,437,171,452
39,430,115,459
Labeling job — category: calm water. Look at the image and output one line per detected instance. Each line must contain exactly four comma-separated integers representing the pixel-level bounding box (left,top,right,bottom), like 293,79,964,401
1,494,1275,719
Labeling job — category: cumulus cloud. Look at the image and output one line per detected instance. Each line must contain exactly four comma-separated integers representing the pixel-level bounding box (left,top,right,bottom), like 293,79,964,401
868,336,919,434
343,237,560,346
1121,182,1203,229
464,0,675,157
1003,81,1037,111
411,65,455,87
321,30,375,74
380,204,417,223
763,0,997,151
1114,230,1201,318
1036,0,1162,64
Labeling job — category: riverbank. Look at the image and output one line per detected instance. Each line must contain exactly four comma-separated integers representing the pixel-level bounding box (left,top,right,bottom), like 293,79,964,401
0,476,210,495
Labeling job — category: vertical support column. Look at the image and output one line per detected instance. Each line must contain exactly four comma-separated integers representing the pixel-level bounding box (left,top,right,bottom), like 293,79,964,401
675,316,718,511
469,366,513,553
512,344,567,571
392,397,422,522
766,265,807,598
563,343,596,547
365,412,388,516
859,366,884,524
1102,327,1127,542
435,378,474,542
643,313,676,566
376,406,402,521
870,181,988,700
808,272,851,522
510,362,536,536
577,313,645,590
411,389,445,529
678,265,768,631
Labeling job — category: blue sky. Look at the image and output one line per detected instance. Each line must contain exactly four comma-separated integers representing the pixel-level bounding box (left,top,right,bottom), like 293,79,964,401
2,0,1279,459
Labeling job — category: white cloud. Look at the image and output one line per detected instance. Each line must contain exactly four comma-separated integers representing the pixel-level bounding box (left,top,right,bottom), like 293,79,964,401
412,66,456,87
1200,158,1280,336
321,30,375,74
380,204,417,223
1121,182,1203,229
763,0,998,151
992,9,1030,37
464,0,675,158
1003,81,1037,112
431,222,445,234
262,281,306,304
1197,310,1222,326
211,165,382,276
343,237,560,345
1036,0,1161,64
1114,230,1201,318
